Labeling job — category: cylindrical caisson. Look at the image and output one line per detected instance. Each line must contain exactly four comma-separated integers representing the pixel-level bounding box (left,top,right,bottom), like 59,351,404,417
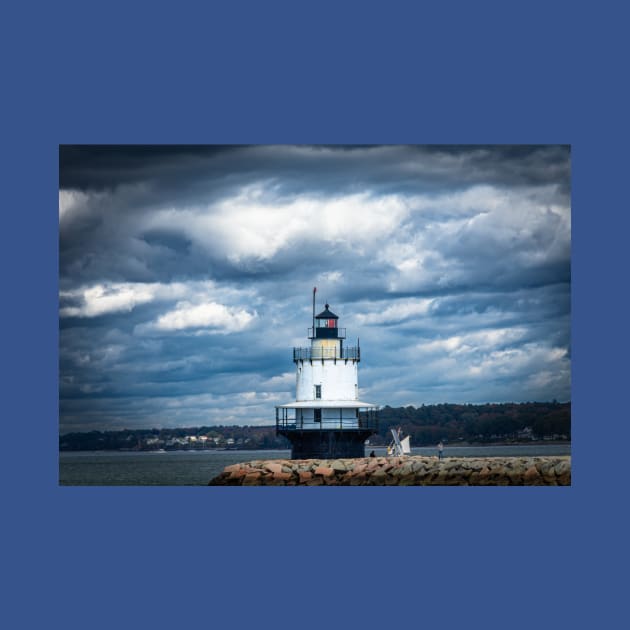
284,430,373,459
296,360,358,402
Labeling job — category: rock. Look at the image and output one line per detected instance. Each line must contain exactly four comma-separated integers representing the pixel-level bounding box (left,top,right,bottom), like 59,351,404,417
275,471,293,481
314,466,335,477
508,469,522,484
242,472,262,485
523,465,542,485
369,469,387,484
265,462,283,474
229,468,248,480
554,460,570,476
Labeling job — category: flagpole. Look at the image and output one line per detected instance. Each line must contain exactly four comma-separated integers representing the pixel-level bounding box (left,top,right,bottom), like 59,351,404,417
312,287,316,337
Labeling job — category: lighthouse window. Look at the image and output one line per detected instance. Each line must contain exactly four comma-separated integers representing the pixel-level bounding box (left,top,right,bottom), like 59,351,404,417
315,384,321,399
314,409,322,422
317,319,336,328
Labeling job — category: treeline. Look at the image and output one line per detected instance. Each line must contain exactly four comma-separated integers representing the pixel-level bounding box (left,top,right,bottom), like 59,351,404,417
59,425,289,452
368,401,570,445
59,402,570,451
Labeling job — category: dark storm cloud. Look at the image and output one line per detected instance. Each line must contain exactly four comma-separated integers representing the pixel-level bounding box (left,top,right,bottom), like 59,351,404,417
60,145,570,195
59,145,238,190
59,145,570,284
59,145,571,432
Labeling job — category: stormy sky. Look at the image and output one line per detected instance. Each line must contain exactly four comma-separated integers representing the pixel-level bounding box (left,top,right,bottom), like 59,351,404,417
59,145,571,433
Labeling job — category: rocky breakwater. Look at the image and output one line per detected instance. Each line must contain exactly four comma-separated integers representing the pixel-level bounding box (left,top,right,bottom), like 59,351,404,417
208,455,571,486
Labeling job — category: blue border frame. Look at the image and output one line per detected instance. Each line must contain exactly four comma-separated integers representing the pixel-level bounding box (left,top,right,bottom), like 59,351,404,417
4,2,627,629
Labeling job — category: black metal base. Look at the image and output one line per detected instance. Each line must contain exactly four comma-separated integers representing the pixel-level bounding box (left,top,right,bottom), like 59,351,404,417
277,429,374,459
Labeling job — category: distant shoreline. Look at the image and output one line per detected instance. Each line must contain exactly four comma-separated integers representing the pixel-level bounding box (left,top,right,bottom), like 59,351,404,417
59,440,571,453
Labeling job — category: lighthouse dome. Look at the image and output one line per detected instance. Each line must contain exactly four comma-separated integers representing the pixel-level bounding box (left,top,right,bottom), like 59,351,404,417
315,304,338,320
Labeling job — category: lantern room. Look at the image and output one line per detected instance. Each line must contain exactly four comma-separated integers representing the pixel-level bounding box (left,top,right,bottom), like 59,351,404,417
309,304,346,339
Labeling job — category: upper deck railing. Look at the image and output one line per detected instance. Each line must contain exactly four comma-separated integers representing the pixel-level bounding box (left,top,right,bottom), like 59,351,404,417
293,346,360,362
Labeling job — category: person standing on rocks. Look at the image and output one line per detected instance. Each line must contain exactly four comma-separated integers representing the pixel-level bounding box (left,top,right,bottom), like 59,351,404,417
437,441,444,460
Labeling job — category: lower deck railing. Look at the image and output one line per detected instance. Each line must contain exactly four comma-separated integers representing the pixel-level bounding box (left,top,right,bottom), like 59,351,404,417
276,409,378,432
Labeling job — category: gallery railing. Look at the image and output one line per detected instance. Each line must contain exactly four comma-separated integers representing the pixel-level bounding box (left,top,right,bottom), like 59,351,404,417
275,408,378,432
293,346,360,362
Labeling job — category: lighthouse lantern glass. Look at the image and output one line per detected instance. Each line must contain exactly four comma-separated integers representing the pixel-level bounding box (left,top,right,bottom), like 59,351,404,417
317,318,337,328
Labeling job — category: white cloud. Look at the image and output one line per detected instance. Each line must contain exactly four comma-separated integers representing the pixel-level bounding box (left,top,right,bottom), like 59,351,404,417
412,327,529,358
58,281,258,335
145,190,409,262
317,270,343,283
60,283,160,317
463,344,568,381
355,298,433,325
59,189,91,222
373,184,571,293
59,280,255,320
262,372,295,388
152,301,256,333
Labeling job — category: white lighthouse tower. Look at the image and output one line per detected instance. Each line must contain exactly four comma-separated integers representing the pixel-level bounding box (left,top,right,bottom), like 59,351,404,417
276,289,378,459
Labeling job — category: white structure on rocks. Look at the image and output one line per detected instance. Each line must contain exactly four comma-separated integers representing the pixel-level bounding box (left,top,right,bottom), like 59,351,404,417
275,290,378,459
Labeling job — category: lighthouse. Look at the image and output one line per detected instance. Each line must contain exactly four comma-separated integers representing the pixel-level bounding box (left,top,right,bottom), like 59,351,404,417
275,289,378,459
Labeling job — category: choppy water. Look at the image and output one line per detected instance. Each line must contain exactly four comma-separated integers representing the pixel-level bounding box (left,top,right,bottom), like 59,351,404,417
59,444,570,486
58,449,290,486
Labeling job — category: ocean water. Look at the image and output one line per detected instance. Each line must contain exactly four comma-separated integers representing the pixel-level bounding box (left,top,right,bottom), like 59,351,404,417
59,444,571,486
